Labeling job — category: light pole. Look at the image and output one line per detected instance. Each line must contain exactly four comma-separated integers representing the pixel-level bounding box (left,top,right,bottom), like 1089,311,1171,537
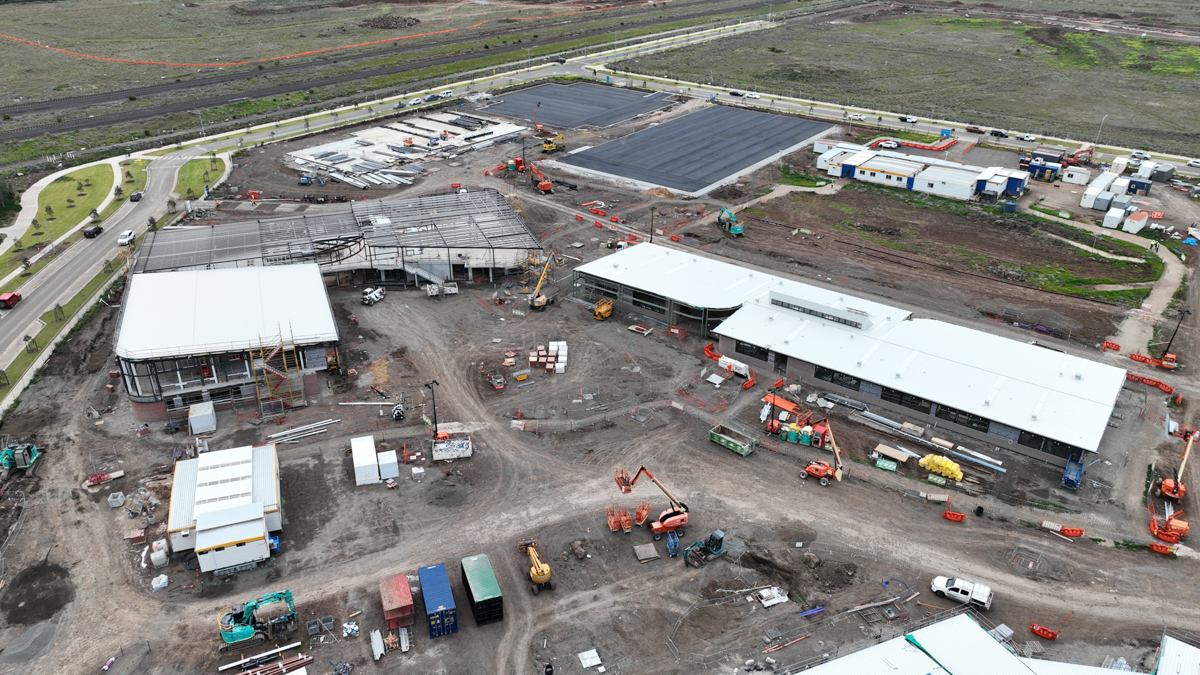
649,206,655,243
1161,309,1190,359
424,380,440,435
1095,114,1108,145
191,111,209,152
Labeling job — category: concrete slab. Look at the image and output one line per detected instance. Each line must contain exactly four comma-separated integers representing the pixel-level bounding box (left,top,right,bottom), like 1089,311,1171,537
483,83,673,128
558,106,833,194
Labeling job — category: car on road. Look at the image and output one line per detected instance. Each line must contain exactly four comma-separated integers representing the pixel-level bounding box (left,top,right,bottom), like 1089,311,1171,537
1132,150,1153,160
128,192,143,202
931,576,993,610
1188,159,1200,168
1018,134,1037,142
117,230,136,246
423,93,440,102
408,97,424,106
965,125,985,134
83,225,103,238
728,90,745,97
746,92,761,99
877,140,900,149
0,293,21,310
552,57,567,64
898,115,917,123
392,101,406,110
846,113,867,121
438,90,452,98
990,129,1009,138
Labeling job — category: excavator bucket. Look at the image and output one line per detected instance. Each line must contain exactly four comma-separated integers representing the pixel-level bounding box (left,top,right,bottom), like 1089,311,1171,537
615,469,633,493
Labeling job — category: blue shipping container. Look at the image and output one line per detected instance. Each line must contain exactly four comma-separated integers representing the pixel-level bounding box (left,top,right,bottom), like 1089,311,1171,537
418,563,458,638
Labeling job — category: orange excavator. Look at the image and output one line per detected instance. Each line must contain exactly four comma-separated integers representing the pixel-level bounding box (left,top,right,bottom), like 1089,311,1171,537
615,466,688,541
530,164,553,194
1156,432,1195,501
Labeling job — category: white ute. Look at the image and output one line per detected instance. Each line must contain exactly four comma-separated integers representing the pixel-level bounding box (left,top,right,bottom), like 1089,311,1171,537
930,576,993,610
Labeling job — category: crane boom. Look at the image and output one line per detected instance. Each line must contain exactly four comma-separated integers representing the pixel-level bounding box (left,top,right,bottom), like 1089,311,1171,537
530,254,555,310
823,421,845,482
1180,432,1195,479
615,466,687,512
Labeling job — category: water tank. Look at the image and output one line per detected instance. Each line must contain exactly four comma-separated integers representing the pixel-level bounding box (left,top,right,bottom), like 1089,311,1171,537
1002,201,1018,213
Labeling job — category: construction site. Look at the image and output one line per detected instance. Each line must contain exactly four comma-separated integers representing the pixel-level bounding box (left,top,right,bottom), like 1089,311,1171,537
2,75,1200,675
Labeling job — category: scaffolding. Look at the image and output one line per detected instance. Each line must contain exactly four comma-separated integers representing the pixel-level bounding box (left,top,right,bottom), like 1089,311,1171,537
252,331,307,415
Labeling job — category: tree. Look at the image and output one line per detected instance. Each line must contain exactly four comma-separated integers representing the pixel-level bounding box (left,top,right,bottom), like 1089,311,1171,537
167,200,177,214
0,178,15,208
186,187,195,199
90,208,100,220
44,204,53,217
20,256,30,270
10,238,22,251
113,186,124,198
124,170,134,183
75,181,84,192
147,216,158,230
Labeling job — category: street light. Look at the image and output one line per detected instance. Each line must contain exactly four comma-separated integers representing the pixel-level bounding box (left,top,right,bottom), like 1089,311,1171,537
191,111,209,151
1095,114,1108,146
648,206,655,244
424,380,440,435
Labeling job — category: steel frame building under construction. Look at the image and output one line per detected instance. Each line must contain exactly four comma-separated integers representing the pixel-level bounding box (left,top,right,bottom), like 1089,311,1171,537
134,188,542,285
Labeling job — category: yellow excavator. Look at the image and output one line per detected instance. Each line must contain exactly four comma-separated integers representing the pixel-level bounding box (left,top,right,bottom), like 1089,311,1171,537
530,255,555,311
518,539,554,594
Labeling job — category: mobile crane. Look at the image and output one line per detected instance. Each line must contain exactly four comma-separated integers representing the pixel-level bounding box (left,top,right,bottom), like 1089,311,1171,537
615,466,688,540
530,255,555,311
218,590,297,651
518,539,554,594
1156,432,1195,501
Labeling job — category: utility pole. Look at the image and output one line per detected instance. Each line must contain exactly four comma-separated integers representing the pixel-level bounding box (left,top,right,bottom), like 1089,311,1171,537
191,111,209,152
649,206,655,243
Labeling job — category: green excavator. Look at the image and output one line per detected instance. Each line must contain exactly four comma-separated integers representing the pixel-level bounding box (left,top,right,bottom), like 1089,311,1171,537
717,207,743,236
0,443,40,481
218,590,297,651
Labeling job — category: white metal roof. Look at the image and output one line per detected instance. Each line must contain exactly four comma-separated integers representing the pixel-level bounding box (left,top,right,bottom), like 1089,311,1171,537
167,444,279,532
845,150,876,166
574,244,907,317
1018,658,1123,674
859,156,924,176
351,436,377,468
716,299,1124,451
1158,635,1200,674
917,166,982,186
195,503,267,551
115,264,339,360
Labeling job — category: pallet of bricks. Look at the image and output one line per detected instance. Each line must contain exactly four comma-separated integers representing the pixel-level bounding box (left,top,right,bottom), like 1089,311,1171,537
529,341,569,374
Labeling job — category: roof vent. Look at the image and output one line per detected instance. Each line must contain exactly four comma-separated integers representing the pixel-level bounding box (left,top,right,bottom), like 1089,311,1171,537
984,399,990,406
1031,413,1038,420
1075,372,1083,380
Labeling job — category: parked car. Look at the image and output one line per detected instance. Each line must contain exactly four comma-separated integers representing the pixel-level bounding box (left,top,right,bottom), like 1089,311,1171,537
877,140,900,149
0,293,21,310
83,225,103,238
931,576,993,610
408,97,424,106
965,125,985,134
846,113,866,121
117,230,136,246
990,129,1009,138
1018,134,1037,142
746,92,761,99
728,90,745,97
128,191,143,202
1132,150,1153,160
898,115,917,123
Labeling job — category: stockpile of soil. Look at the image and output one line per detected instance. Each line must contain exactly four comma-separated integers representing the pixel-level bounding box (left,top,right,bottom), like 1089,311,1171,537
360,15,421,29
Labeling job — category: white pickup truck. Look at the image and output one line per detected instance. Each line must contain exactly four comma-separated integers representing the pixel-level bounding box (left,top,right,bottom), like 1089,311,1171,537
930,576,993,610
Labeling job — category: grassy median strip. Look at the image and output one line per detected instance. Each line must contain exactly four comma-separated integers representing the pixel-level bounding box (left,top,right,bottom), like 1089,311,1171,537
1,263,123,386
36,164,114,241
173,157,226,200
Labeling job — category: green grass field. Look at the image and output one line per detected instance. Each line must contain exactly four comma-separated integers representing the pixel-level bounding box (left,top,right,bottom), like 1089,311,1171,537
173,158,227,200
615,15,1200,154
118,159,149,193
35,164,114,240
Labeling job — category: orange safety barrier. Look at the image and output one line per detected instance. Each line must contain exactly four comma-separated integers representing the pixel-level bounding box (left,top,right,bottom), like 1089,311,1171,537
590,208,607,216
595,221,603,228
1060,528,1084,538
942,511,965,522
703,342,722,361
763,393,801,415
610,216,619,223
742,368,756,390
1031,624,1058,640
670,235,681,242
1150,542,1176,556
1102,340,1121,352
1151,211,1164,219
1160,382,1176,394
575,214,584,220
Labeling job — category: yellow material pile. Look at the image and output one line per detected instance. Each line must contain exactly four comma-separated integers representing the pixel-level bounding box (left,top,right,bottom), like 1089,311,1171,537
919,454,963,482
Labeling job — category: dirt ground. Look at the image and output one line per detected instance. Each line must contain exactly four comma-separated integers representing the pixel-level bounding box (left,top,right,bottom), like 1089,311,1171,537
4,87,1200,674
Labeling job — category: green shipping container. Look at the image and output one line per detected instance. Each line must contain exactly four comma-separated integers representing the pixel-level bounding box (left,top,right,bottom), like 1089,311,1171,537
460,554,503,626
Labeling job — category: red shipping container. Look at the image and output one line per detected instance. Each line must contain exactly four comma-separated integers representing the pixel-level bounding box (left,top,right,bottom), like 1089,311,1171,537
381,574,415,629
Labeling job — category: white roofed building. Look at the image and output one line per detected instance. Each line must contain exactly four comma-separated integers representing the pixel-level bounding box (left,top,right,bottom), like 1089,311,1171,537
574,244,1126,465
114,263,339,422
166,443,281,574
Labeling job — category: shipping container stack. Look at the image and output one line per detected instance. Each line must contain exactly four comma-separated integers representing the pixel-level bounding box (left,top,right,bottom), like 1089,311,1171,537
380,574,415,631
418,563,458,638
461,554,504,626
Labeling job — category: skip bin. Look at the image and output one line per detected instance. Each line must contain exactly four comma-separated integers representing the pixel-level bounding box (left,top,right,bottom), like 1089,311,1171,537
418,563,457,638
461,554,503,626
381,574,414,630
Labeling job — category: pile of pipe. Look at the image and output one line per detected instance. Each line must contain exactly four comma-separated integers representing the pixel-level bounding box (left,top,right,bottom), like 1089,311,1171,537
267,419,341,444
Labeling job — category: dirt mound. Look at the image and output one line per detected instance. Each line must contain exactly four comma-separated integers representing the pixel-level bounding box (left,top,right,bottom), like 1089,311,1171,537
0,562,75,625
709,185,745,202
641,188,676,199
1026,26,1066,49
746,550,858,593
360,15,420,29
522,204,560,226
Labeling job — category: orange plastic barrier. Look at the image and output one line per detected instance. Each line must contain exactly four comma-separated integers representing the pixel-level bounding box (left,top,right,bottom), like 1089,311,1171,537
1060,528,1084,538
703,342,722,361
762,393,801,415
942,511,965,522
610,216,619,223
1031,624,1058,640
575,214,584,220
742,369,756,390
1102,340,1121,352
1150,542,1176,556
